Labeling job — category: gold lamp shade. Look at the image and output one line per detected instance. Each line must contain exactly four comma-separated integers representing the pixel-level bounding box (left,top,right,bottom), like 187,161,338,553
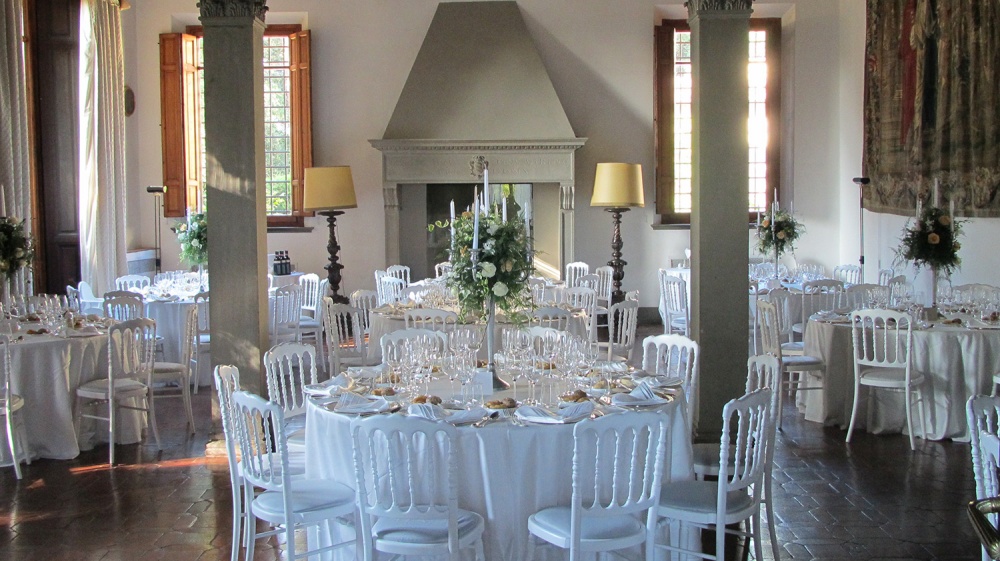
304,166,358,211
590,163,645,208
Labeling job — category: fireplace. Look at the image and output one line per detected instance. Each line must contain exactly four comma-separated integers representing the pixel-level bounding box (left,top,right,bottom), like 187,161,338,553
370,2,586,277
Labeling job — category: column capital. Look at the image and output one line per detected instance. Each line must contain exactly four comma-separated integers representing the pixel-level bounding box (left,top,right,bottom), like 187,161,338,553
686,0,753,19
198,0,268,22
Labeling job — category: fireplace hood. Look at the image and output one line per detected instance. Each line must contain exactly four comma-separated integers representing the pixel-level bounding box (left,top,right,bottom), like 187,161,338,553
371,1,586,268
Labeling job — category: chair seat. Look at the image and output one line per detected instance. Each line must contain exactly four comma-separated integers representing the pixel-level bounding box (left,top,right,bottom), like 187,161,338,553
153,362,186,375
782,354,824,372
528,505,645,549
781,341,804,354
691,442,736,477
373,509,484,545
76,378,148,400
859,366,925,389
657,480,755,525
252,478,355,525
0,394,24,413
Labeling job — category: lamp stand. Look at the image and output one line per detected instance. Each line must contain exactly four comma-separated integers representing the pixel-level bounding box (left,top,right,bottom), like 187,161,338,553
320,210,349,304
606,207,629,304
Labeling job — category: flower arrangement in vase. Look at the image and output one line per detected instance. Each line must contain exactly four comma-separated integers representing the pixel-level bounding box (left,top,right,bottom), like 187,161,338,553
436,207,532,321
172,212,208,267
896,201,962,310
0,216,34,280
756,208,803,258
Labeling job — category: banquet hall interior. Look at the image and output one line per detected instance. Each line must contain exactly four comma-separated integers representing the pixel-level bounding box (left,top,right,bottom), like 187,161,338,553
1,0,999,560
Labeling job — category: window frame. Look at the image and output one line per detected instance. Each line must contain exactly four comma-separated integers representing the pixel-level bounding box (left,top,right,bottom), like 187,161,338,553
159,24,313,227
654,18,781,226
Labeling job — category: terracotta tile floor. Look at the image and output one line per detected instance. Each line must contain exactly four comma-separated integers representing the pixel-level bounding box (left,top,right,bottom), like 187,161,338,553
0,325,983,560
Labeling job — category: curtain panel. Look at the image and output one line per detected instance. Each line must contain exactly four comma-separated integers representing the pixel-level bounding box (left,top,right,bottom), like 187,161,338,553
863,0,1000,217
79,0,127,296
1,0,33,295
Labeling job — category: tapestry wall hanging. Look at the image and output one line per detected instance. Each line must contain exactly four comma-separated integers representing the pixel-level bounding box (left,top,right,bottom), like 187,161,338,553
863,0,1000,216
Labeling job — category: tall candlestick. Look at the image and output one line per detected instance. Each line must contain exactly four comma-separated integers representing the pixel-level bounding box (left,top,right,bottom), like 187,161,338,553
950,199,955,231
916,197,922,219
933,178,940,207
502,193,507,221
472,194,480,251
0,184,6,217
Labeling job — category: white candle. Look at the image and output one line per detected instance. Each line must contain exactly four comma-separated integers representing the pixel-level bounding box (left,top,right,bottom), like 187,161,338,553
916,197,922,219
502,193,507,222
483,166,490,213
472,194,480,251
450,199,456,238
933,178,940,207
756,210,761,227
0,184,6,216
950,199,955,231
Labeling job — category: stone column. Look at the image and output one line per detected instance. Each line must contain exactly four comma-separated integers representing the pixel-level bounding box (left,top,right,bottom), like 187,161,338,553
688,0,752,437
200,0,270,395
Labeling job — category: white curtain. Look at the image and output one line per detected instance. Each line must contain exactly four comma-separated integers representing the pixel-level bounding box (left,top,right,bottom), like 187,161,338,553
79,0,127,296
0,0,33,296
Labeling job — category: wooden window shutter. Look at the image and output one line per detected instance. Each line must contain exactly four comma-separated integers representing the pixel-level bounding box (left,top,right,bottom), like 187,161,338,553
289,29,312,218
159,33,201,217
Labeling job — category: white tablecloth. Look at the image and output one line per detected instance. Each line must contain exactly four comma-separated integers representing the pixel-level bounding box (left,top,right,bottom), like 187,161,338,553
1,332,143,462
305,386,695,561
800,320,1000,441
145,299,212,386
367,311,590,362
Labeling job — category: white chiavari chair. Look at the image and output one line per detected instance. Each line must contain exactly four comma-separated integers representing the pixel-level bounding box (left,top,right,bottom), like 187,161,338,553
0,336,27,478
269,284,303,345
386,264,411,285
404,308,459,332
231,390,355,561
846,308,925,450
115,274,151,293
528,411,668,560
351,414,486,561
564,261,589,288
350,289,379,336
653,389,775,561
75,318,160,465
150,304,197,433
658,269,689,336
599,299,639,362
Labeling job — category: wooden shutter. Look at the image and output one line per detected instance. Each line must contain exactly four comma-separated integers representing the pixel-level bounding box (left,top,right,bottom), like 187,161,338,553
289,29,313,220
159,33,201,217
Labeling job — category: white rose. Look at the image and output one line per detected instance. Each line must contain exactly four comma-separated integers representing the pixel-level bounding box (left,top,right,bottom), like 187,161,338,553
492,281,509,297
191,239,201,248
480,262,497,278
14,249,23,258
484,239,496,253
488,224,499,235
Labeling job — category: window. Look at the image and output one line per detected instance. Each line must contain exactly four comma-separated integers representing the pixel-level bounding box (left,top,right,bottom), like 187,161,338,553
654,19,780,225
159,25,312,226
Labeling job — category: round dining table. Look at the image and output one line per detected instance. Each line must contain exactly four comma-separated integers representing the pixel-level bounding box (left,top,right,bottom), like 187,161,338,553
799,317,1000,441
0,329,143,464
304,383,695,561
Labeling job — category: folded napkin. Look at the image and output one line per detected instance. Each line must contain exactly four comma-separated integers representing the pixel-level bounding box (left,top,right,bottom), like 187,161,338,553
66,326,101,338
646,376,684,389
407,403,448,421
304,374,351,397
446,407,487,426
515,401,595,424
348,365,386,378
811,310,849,323
611,383,668,407
334,392,389,414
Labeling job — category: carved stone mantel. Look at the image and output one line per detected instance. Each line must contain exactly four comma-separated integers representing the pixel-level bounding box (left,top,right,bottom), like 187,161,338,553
370,138,586,267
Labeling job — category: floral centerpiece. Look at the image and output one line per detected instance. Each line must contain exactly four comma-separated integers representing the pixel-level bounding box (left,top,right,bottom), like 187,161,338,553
896,205,962,275
434,209,532,321
756,209,803,258
172,212,208,267
0,217,33,280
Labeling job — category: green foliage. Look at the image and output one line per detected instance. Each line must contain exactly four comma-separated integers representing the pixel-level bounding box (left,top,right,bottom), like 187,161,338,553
172,212,208,266
0,217,34,280
895,206,963,275
433,209,533,321
756,209,803,257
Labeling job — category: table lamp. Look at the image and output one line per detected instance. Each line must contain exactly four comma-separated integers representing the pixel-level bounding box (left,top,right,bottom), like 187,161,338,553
590,163,644,304
304,166,357,304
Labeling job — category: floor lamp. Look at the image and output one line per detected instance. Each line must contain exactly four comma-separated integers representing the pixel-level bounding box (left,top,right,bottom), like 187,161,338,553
304,166,357,305
590,163,645,304
146,185,166,273
853,176,869,279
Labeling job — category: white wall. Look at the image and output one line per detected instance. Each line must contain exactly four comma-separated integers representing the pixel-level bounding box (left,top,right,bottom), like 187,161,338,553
122,0,998,308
